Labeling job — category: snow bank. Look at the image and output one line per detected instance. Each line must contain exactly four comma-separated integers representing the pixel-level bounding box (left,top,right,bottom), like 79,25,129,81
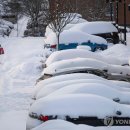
99,44,130,65
8,57,42,79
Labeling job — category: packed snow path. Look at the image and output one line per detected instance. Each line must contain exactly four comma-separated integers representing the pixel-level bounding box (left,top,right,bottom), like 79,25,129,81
0,37,47,130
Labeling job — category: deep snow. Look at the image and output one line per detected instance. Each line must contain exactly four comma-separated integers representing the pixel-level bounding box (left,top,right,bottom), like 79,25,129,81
0,37,47,130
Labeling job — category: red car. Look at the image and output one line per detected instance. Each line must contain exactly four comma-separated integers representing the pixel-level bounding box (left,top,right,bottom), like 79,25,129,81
0,45,4,55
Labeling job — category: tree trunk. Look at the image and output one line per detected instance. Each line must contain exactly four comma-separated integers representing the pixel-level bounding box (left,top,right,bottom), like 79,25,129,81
57,33,60,51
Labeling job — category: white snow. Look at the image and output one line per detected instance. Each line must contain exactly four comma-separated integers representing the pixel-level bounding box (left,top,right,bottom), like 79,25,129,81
9,16,29,37
45,30,107,45
77,45,91,50
99,44,130,64
31,120,130,130
43,58,130,76
45,49,128,67
70,21,118,34
27,94,130,129
35,79,130,100
0,18,130,130
33,73,105,99
0,111,28,130
0,37,46,130
46,83,130,104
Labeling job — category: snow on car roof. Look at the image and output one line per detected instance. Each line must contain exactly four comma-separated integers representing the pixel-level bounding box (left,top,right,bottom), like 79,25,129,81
33,73,105,99
43,58,108,75
45,30,107,46
47,83,130,104
29,94,130,119
36,79,130,100
70,21,118,34
45,49,127,67
60,30,107,44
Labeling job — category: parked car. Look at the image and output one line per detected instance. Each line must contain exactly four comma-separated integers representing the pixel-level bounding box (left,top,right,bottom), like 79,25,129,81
45,49,127,67
34,73,106,99
35,80,130,105
44,30,108,52
39,58,130,82
26,94,130,130
70,21,119,44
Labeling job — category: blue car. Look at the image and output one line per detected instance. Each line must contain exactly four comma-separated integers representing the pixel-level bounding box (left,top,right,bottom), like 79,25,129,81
58,41,107,52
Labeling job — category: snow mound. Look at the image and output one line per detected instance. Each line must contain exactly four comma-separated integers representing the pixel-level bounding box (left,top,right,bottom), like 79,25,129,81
100,44,130,60
8,59,41,79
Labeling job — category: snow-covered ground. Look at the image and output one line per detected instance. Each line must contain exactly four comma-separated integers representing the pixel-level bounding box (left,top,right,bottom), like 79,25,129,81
0,37,47,130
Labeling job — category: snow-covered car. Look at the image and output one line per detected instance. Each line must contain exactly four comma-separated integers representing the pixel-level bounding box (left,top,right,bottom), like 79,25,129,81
34,73,130,100
45,49,128,67
34,73,106,99
39,58,130,82
70,21,119,44
35,80,130,104
26,94,130,130
45,30,108,51
44,58,130,76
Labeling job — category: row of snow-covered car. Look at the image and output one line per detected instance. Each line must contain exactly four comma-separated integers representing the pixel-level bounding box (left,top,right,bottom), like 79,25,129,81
0,19,14,37
27,49,130,130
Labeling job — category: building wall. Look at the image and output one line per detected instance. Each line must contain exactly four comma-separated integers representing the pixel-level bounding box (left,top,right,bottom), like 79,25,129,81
114,0,130,26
